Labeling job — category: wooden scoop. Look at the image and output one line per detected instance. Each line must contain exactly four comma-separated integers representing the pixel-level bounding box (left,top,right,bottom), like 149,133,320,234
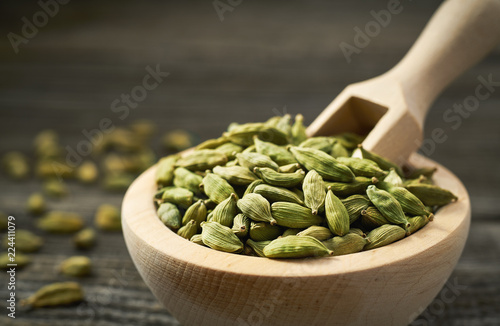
307,0,500,164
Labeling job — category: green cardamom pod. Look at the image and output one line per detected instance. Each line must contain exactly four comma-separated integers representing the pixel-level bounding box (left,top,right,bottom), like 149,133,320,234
303,170,326,215
273,114,292,136
341,194,371,223
291,114,308,145
334,132,365,150
330,140,349,158
178,220,198,240
201,221,244,253
27,193,46,216
289,146,355,182
1,252,31,270
277,163,301,173
364,224,406,250
155,154,179,186
182,200,208,229
76,160,99,184
322,233,368,256
236,152,279,171
281,228,303,237
406,166,437,179
337,157,387,178
173,167,204,194
2,151,30,179
366,185,409,229
37,211,84,234
325,187,350,236
253,167,305,188
190,234,205,246
210,194,237,228
94,204,121,231
352,145,403,176
2,229,43,253
246,239,272,257
406,183,458,207
243,179,264,196
325,176,378,197
237,193,276,225
157,202,182,231
360,206,390,229
381,185,432,217
383,168,404,187
299,137,335,153
213,165,258,186
20,282,84,308
161,186,194,208
232,213,250,238
215,142,244,160
196,137,230,150
263,235,333,258
249,221,283,241
59,256,92,277
43,179,68,198
297,225,333,241
201,172,236,204
406,215,432,235
73,228,96,250
254,136,297,166
175,149,228,171
271,202,323,228
224,122,288,147
254,184,304,205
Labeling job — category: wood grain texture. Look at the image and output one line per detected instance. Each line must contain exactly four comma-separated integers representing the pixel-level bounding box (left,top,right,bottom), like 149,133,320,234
0,0,499,325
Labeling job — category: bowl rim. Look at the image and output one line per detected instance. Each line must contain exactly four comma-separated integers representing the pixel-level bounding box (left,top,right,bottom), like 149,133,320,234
122,152,470,278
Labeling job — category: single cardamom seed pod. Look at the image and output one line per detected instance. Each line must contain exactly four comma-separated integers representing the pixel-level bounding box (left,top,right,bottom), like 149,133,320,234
237,193,276,225
254,136,297,166
298,137,335,153
341,194,371,224
182,200,208,230
196,137,230,150
37,211,84,234
360,206,390,229
324,176,378,197
1,252,31,270
405,166,437,179
297,225,333,241
303,170,326,215
322,233,368,256
201,172,237,204
406,183,458,207
278,163,301,173
20,282,84,308
403,175,433,187
162,129,196,151
73,228,96,250
76,160,98,184
383,168,404,187
366,185,409,229
232,213,250,238
178,220,198,240
161,186,194,208
27,193,47,216
249,221,283,241
95,204,121,231
253,167,305,188
102,172,134,192
173,167,204,194
281,228,303,237
352,145,403,176
254,184,304,205
243,179,264,196
246,239,272,257
330,140,349,158
155,154,179,186
60,256,92,277
289,146,355,182
291,114,308,145
224,122,288,147
157,202,182,231
236,152,279,171
334,133,365,150
175,149,228,171
273,114,292,136
406,215,432,235
2,229,43,253
364,224,406,250
336,157,387,178
271,202,322,228
2,151,30,179
383,185,432,217
215,142,244,160
210,194,237,228
190,234,205,246
213,165,258,186
43,179,68,198
201,221,244,253
263,235,333,259
325,187,350,236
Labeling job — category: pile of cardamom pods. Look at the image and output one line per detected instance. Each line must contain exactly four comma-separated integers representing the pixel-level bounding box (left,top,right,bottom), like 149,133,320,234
154,114,458,259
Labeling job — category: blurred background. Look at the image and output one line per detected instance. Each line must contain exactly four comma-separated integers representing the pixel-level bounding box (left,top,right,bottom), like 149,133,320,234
1,0,499,325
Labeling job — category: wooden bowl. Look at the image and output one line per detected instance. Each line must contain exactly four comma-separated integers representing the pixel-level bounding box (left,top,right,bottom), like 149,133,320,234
122,153,470,326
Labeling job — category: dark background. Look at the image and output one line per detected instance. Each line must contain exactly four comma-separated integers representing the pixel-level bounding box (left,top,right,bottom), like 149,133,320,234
1,1,499,325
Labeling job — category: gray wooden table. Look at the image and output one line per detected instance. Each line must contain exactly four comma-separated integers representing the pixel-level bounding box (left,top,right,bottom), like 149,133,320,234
1,1,499,325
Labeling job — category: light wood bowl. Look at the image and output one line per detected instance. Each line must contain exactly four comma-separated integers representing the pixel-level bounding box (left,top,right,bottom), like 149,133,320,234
122,153,470,326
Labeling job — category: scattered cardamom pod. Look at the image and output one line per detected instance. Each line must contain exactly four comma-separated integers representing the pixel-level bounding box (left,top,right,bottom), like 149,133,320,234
95,204,121,231
21,282,84,308
60,256,92,277
37,211,84,234
27,193,47,216
43,179,68,198
2,229,43,253
1,252,31,270
73,228,96,250
2,151,29,179
76,160,98,184
162,129,197,152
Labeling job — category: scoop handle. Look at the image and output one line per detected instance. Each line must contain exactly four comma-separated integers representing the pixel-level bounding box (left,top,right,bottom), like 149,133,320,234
388,0,500,123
